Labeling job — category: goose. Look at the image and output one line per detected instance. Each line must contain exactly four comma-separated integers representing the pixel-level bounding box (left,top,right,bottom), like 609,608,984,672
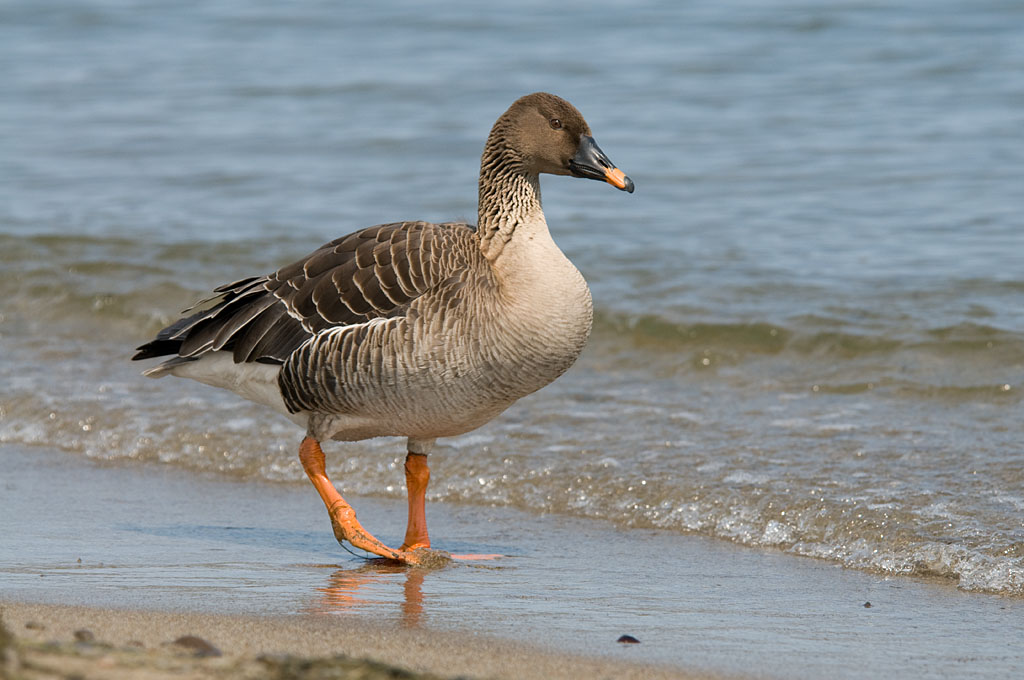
134,92,633,565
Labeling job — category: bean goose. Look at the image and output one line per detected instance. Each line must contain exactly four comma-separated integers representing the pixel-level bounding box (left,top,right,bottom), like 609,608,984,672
134,92,633,565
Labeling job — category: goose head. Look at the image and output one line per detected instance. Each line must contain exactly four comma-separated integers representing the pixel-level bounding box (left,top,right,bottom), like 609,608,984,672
491,92,635,193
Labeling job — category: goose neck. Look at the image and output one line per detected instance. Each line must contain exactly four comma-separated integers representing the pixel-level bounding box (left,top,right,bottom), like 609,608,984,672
476,141,544,261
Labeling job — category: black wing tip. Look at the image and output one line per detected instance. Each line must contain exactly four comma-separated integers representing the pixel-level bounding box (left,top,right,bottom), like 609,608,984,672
132,340,182,361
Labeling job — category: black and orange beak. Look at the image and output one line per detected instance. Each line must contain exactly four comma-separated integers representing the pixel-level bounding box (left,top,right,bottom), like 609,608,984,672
568,135,634,193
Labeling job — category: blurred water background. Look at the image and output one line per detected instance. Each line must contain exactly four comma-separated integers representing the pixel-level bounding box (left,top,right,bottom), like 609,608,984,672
2,0,1022,595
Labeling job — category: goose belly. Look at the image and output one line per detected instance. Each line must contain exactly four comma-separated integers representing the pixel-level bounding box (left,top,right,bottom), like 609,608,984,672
307,330,573,442
301,296,592,442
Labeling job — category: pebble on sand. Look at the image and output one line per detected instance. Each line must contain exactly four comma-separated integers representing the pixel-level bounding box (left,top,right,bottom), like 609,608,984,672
73,629,95,643
172,635,222,657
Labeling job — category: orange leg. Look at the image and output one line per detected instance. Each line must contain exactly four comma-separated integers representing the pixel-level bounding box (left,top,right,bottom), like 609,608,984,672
399,452,502,561
298,436,418,565
400,452,431,551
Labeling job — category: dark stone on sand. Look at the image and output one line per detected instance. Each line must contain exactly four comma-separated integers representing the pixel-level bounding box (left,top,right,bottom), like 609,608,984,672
172,635,222,657
73,629,95,643
25,621,45,630
864,602,872,608
0,613,12,653
617,634,641,644
259,653,446,679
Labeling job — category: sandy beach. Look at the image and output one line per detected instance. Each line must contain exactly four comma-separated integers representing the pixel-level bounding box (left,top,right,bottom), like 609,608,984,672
1,601,719,680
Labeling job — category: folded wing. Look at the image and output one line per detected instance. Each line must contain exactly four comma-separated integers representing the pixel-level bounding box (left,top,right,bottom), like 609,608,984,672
133,221,476,367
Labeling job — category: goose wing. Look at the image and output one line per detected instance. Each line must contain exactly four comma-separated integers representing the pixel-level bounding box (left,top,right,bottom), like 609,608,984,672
133,221,476,366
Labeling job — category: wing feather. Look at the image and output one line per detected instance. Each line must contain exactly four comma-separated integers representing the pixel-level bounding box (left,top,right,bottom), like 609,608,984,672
133,221,478,370
231,304,288,363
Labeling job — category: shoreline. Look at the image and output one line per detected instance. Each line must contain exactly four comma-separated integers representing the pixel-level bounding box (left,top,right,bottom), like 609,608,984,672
4,446,1024,679
0,600,721,680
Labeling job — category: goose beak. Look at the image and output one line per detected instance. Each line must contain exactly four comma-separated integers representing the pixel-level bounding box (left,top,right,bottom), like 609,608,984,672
568,135,635,193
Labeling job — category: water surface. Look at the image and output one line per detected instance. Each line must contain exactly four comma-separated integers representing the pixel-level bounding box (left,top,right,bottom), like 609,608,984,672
2,0,1023,596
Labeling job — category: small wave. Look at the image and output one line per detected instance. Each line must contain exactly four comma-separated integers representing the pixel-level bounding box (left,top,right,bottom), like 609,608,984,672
594,312,790,352
593,310,1024,362
590,311,1023,400
428,461,1024,597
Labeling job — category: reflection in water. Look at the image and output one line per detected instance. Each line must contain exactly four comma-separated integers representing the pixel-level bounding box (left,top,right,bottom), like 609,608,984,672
309,562,426,627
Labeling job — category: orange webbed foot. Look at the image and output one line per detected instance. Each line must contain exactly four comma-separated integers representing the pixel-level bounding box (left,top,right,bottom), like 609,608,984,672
327,499,420,565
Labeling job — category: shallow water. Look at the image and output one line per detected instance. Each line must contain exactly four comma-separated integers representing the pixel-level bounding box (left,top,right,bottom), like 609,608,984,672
2,0,1023,596
4,448,1024,680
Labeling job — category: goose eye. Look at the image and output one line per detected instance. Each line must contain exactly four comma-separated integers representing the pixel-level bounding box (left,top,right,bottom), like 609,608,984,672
549,118,562,130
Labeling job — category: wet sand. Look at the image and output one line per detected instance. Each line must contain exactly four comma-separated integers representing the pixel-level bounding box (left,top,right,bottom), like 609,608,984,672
1,601,713,680
3,445,1023,679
